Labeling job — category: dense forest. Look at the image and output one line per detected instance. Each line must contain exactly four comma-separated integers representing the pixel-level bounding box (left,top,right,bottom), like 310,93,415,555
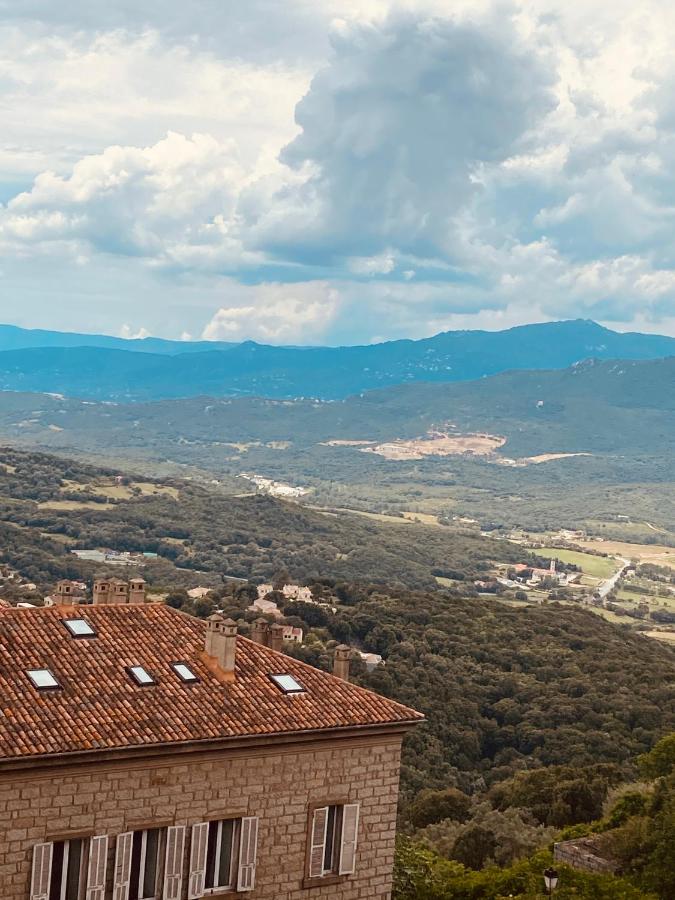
392,733,675,899
0,446,527,590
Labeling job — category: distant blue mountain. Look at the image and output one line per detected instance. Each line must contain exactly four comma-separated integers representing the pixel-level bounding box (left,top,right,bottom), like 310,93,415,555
0,324,236,355
0,319,673,401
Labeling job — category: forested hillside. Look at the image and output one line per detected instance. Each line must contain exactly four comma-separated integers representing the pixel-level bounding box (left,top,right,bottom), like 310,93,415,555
0,447,525,590
1,355,673,536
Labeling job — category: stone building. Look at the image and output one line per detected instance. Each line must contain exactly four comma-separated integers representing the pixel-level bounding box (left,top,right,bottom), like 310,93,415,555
0,597,422,899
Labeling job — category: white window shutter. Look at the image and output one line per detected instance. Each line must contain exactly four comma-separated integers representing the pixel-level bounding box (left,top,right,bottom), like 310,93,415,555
113,832,133,900
30,842,53,900
237,817,259,892
338,803,360,875
86,835,109,900
187,822,209,899
308,807,328,878
163,825,186,900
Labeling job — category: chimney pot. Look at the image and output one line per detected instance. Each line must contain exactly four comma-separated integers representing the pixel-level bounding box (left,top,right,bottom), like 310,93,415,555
252,618,270,646
333,645,351,681
205,613,237,676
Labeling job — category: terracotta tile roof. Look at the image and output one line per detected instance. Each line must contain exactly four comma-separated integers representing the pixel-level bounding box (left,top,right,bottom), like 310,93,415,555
0,605,422,760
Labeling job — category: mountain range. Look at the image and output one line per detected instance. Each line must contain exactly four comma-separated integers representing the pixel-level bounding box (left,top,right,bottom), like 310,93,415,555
1,319,674,401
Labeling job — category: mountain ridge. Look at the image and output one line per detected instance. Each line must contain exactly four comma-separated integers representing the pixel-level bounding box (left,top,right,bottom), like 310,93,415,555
0,319,674,401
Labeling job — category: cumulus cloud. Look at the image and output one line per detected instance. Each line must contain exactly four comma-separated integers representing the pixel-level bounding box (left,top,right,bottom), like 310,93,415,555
0,132,258,267
202,282,341,343
3,0,675,341
260,11,556,264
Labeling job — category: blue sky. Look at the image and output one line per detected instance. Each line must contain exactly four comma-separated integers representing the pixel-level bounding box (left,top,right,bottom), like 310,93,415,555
1,0,675,344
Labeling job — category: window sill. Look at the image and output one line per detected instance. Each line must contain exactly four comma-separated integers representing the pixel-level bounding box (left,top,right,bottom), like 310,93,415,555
302,874,349,889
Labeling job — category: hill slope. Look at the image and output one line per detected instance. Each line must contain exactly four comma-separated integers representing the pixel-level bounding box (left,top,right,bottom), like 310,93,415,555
0,319,673,400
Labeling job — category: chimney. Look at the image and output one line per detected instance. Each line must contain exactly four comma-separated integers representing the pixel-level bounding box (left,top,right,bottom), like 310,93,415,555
333,645,351,681
92,579,110,606
269,624,285,653
251,618,270,646
128,577,146,605
54,580,75,607
205,614,237,679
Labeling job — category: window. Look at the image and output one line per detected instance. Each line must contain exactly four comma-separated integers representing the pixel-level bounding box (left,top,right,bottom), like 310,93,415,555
205,819,237,891
49,839,85,900
126,665,156,686
31,837,108,900
62,619,96,638
308,803,360,880
128,829,161,900
269,673,304,694
26,669,60,690
171,662,199,683
189,817,258,895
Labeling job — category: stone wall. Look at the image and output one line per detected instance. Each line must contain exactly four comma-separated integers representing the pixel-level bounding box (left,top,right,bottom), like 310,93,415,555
0,732,403,899
554,837,620,874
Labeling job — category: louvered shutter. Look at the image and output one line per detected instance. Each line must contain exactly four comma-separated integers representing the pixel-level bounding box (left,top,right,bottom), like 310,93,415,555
237,817,259,892
113,832,133,900
338,803,360,875
163,825,186,900
86,835,109,900
187,822,209,899
30,842,53,900
308,807,328,878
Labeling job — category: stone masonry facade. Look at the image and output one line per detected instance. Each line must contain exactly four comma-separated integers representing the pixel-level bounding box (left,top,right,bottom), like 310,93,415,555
0,733,403,899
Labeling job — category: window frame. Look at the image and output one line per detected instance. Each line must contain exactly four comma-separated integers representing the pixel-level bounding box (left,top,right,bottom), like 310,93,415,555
204,818,239,893
61,618,97,639
130,828,162,900
268,672,305,694
303,800,359,888
126,665,157,687
170,661,200,684
26,668,61,691
49,837,87,900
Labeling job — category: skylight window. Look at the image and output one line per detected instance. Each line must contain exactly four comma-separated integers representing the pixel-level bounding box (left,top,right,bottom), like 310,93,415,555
62,618,96,638
26,669,60,690
269,673,305,694
171,662,199,683
127,665,156,686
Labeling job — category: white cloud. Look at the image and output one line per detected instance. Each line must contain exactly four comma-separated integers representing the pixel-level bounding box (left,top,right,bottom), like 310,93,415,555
347,252,396,275
2,0,675,342
202,282,341,343
120,324,151,339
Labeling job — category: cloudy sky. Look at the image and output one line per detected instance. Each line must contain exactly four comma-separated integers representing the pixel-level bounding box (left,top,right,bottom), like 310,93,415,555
1,0,675,344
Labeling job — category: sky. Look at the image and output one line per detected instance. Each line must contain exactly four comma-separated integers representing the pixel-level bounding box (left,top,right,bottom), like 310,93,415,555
1,0,675,345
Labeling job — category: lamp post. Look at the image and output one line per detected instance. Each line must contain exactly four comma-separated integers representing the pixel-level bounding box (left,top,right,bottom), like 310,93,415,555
543,867,559,897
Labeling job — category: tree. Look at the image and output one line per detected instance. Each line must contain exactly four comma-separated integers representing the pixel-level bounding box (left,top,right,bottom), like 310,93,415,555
409,788,471,828
451,825,496,869
638,733,675,779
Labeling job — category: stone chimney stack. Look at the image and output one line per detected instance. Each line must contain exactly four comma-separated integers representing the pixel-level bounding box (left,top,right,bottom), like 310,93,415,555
333,645,351,681
128,577,146,604
205,614,237,679
92,579,111,606
54,580,76,606
251,618,270,646
269,624,285,653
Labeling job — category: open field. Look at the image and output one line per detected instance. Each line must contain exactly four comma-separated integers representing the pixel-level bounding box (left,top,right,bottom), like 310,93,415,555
645,630,675,644
530,547,619,579
360,431,506,461
578,539,675,568
38,499,110,511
